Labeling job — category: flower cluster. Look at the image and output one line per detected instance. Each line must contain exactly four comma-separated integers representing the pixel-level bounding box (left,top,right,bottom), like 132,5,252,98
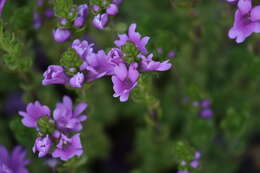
43,24,172,102
178,151,201,173
198,99,213,119
0,145,29,173
227,0,260,43
18,96,87,161
53,0,122,43
33,0,54,29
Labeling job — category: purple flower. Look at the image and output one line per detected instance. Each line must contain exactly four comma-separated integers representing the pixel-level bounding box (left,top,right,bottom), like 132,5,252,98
92,13,109,30
19,101,50,128
194,151,201,160
92,5,100,12
42,65,69,85
72,39,94,59
112,63,139,102
167,50,176,59
44,9,54,18
0,145,29,173
228,7,260,43
81,50,114,82
200,99,211,108
237,0,252,14
139,54,172,72
114,24,150,55
69,72,85,88
250,5,260,22
53,28,71,43
190,160,200,168
157,48,163,54
107,48,124,66
33,12,42,29
199,108,213,119
0,0,7,15
33,135,52,157
53,96,87,132
52,134,83,161
59,18,67,25
74,4,88,28
106,4,119,16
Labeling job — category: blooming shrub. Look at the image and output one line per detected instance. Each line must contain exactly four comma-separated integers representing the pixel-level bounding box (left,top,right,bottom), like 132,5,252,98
0,0,260,173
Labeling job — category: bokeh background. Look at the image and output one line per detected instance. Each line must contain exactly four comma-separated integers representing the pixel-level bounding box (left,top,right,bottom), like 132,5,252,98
1,0,260,172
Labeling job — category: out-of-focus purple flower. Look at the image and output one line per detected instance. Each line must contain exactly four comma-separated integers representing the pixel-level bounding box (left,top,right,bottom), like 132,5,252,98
33,135,52,157
108,48,124,66
59,18,67,25
53,28,71,43
112,0,123,5
81,50,114,82
199,108,213,119
167,50,176,59
44,9,54,18
200,99,211,108
37,0,44,6
92,5,100,12
228,8,260,43
92,13,109,30
72,39,94,59
4,92,25,116
139,54,172,72
53,96,87,132
42,65,69,85
18,101,50,128
194,151,201,160
33,12,42,29
74,4,88,28
0,145,29,173
157,48,163,54
52,134,83,161
112,63,139,102
69,72,85,88
0,0,6,16
45,159,59,169
106,4,118,16
114,24,150,55
190,160,200,168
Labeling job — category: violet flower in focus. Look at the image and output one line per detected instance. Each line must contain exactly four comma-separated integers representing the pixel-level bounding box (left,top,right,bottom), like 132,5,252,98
53,28,71,43
42,65,69,85
228,1,260,43
114,23,150,55
53,96,87,132
74,4,88,28
0,145,29,173
33,135,52,157
139,54,172,72
18,101,50,128
106,4,119,16
69,72,85,88
52,134,83,161
80,50,114,82
112,63,139,102
72,39,94,59
92,13,109,30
